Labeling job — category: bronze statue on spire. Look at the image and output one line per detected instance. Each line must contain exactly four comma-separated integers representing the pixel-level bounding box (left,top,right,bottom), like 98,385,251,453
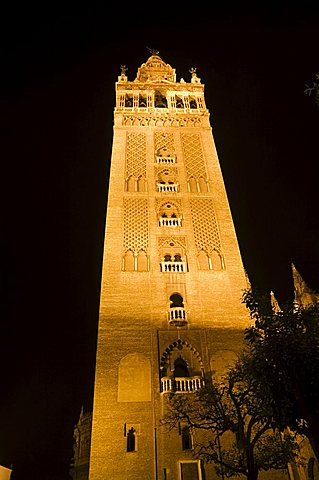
146,47,159,55
120,65,127,76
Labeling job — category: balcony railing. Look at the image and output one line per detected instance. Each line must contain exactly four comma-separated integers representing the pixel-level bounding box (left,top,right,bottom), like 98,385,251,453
161,376,205,393
158,217,182,227
161,261,187,273
115,104,206,114
156,156,176,164
157,183,179,193
168,307,188,326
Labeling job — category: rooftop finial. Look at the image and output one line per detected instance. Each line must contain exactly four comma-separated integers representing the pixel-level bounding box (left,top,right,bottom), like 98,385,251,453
120,65,127,75
146,46,159,56
189,67,201,84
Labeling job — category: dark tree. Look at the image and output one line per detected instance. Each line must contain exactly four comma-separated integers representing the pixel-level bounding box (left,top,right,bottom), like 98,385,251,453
305,74,319,106
161,365,300,480
243,289,319,462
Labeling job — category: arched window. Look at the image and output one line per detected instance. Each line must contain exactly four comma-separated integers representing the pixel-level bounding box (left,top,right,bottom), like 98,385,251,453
123,250,135,271
164,254,172,262
197,250,210,270
158,169,176,183
174,254,182,262
137,176,146,192
174,356,189,377
154,91,167,108
158,202,181,226
126,176,135,192
170,293,184,308
137,250,148,272
189,176,197,193
156,145,176,164
189,97,197,109
127,427,136,452
211,250,223,271
139,95,147,107
198,176,208,193
175,96,184,108
125,95,133,107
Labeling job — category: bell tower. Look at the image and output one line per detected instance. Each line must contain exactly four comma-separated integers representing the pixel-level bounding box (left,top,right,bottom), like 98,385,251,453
89,52,249,480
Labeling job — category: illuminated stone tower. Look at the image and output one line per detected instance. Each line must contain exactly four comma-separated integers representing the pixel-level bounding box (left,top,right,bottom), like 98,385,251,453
89,53,249,480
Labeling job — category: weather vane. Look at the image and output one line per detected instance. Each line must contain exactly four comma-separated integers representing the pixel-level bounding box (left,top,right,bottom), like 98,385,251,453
189,67,197,76
120,65,127,75
146,46,159,55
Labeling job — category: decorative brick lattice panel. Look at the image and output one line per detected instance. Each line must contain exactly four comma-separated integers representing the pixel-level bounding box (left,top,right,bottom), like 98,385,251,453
190,199,221,253
154,132,175,152
157,236,187,249
123,198,148,252
125,133,147,178
181,133,207,179
123,116,203,127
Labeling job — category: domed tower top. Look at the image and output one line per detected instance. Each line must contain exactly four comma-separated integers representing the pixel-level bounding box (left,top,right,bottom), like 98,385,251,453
135,51,176,83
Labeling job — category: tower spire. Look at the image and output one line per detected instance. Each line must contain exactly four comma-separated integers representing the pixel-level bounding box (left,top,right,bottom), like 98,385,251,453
291,263,308,296
291,262,318,307
270,290,281,313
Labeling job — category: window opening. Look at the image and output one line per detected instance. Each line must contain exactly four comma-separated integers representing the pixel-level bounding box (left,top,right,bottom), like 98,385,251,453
155,91,167,108
170,293,184,308
123,250,135,271
181,425,192,450
176,96,184,108
189,176,198,193
168,293,187,325
174,356,189,377
125,95,133,107
136,176,146,192
189,97,197,109
139,95,147,107
179,461,201,480
137,250,148,271
126,427,136,452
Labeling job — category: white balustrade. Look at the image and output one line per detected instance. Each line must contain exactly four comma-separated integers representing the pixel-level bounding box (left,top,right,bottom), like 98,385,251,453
161,261,187,273
169,307,186,320
158,217,182,227
157,183,179,192
156,156,176,164
168,307,188,326
161,376,204,393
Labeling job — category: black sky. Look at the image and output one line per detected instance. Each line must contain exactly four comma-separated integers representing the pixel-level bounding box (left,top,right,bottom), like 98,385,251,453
1,4,319,479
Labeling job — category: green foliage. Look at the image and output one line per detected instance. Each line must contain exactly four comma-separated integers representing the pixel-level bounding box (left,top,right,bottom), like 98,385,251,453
305,74,319,106
161,368,300,480
242,289,319,459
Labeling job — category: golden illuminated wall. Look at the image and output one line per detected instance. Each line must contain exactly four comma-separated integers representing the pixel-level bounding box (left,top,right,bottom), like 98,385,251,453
89,54,249,480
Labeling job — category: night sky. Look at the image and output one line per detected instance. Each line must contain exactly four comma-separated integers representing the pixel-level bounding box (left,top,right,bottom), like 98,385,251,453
1,4,319,480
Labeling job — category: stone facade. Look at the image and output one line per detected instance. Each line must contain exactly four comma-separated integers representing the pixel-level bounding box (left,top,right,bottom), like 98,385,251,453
89,53,255,480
